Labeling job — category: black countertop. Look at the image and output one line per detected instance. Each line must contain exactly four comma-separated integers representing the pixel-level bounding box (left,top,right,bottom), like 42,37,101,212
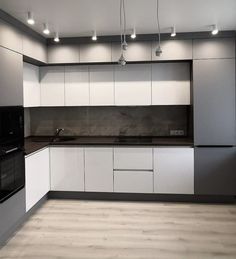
24,136,194,155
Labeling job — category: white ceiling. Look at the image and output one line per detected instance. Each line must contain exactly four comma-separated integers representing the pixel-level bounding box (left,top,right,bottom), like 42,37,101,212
0,0,235,38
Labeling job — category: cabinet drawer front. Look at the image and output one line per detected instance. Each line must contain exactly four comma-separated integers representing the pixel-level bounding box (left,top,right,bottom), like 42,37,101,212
114,147,153,170
114,171,153,193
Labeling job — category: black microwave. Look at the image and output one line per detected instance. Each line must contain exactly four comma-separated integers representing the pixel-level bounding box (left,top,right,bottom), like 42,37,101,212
0,106,24,149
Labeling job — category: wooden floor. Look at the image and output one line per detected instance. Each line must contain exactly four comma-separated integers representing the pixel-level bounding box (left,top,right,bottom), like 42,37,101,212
1,200,236,259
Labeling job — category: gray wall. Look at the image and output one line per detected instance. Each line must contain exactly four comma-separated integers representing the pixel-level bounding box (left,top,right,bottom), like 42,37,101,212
29,106,190,137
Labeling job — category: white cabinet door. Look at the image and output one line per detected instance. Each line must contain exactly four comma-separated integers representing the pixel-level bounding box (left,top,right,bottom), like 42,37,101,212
65,66,89,106
154,147,194,194
25,148,50,212
85,148,113,192
50,147,84,191
114,171,153,193
40,66,65,106
48,45,79,64
114,64,151,105
89,65,114,105
152,63,190,105
114,147,153,170
23,62,40,107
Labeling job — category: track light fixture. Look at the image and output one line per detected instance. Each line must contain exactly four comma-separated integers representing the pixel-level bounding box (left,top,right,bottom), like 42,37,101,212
171,26,176,37
43,23,50,35
27,12,35,25
92,31,97,41
54,32,60,42
155,0,162,56
211,24,218,35
131,28,136,39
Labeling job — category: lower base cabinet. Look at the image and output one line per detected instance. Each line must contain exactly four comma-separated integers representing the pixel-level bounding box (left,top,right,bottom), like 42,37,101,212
25,148,50,212
114,170,153,193
84,148,113,192
194,147,236,195
50,147,85,191
154,147,194,194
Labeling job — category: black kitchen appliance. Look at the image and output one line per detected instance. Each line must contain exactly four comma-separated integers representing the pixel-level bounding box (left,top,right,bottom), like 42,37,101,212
0,106,25,203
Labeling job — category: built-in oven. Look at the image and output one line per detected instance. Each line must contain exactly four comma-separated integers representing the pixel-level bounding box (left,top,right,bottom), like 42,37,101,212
0,106,25,202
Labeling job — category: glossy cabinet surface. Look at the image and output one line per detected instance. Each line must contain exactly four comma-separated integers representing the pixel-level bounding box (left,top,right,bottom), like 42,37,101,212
152,62,191,105
23,62,40,107
25,148,50,212
65,66,89,106
154,147,194,194
84,148,113,192
50,147,85,191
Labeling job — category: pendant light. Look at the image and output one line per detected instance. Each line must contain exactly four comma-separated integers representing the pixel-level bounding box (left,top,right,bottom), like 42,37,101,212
118,0,127,66
155,0,162,56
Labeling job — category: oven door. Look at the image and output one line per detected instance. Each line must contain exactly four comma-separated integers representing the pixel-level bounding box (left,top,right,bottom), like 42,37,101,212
0,149,25,203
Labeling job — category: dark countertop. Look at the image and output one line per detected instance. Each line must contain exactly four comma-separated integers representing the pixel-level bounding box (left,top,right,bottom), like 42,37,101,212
24,136,194,156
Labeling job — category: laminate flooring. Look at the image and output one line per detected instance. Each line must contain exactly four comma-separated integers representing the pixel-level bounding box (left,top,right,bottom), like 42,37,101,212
0,199,236,259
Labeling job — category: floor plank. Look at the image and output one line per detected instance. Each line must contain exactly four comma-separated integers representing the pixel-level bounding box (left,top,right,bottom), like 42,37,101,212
1,200,236,259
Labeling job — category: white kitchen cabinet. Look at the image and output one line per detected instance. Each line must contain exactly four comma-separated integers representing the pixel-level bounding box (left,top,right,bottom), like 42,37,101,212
40,66,65,106
114,147,153,170
151,63,190,105
114,171,153,193
84,148,113,192
114,64,151,105
154,147,194,194
25,148,50,212
23,62,40,107
65,66,89,106
50,147,85,191
89,65,114,105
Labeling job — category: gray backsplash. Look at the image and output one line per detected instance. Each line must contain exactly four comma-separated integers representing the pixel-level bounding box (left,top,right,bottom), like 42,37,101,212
29,106,189,137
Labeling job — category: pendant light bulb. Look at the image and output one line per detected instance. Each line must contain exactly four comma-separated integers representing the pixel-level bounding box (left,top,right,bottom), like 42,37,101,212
27,12,35,25
43,23,50,35
211,24,218,35
118,53,126,66
122,40,128,50
155,45,162,57
171,26,176,37
54,32,60,42
131,28,136,39
92,31,97,41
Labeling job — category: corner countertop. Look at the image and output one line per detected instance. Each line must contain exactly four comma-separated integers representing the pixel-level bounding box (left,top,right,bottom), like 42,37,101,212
24,136,194,156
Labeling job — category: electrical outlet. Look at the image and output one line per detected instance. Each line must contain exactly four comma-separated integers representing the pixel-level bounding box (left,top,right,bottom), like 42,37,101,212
170,130,185,136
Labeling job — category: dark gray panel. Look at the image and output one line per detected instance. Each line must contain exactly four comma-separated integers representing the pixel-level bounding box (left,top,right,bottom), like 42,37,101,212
193,59,235,145
0,188,26,245
194,147,236,195
0,46,23,106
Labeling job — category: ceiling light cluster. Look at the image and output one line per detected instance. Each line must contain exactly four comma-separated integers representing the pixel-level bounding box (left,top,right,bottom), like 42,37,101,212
26,11,60,43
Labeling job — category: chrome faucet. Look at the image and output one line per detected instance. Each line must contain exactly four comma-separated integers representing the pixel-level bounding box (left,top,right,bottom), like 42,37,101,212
52,128,64,142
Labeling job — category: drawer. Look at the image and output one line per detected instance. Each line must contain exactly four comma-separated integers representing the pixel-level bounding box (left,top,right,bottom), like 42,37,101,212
114,147,153,170
114,170,153,193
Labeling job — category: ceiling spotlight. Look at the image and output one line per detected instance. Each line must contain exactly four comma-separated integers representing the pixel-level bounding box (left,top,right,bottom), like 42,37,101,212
118,53,126,66
171,26,176,37
211,24,218,35
92,31,97,41
43,23,50,35
27,12,35,25
54,32,60,42
131,28,136,39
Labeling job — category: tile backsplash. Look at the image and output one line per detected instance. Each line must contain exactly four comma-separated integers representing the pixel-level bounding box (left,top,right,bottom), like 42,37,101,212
29,106,190,137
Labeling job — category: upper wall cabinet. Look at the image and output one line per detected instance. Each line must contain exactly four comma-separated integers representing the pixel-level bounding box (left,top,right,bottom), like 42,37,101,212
22,34,47,63
152,40,192,60
0,46,23,106
193,38,235,59
0,18,22,53
114,64,152,105
112,42,152,62
23,62,40,107
48,44,79,64
152,62,191,105
89,65,114,105
65,66,89,106
79,43,112,63
40,66,65,106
